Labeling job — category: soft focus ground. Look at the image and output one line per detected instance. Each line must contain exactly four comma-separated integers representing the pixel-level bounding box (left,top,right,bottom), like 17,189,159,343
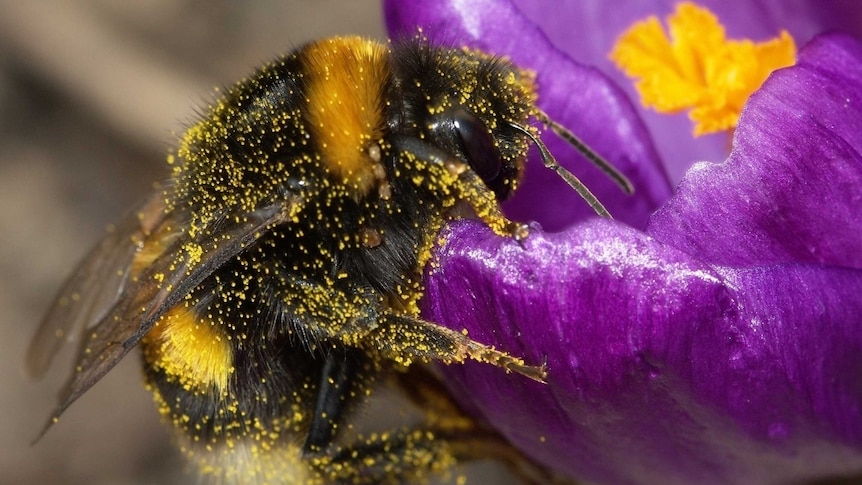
0,2,385,484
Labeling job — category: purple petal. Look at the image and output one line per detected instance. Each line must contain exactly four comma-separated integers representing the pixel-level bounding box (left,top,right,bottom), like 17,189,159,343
648,33,862,269
385,0,672,231
420,33,862,484
424,219,862,485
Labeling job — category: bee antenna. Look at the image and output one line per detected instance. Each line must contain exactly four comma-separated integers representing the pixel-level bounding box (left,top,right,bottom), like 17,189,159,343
534,110,634,195
509,122,613,219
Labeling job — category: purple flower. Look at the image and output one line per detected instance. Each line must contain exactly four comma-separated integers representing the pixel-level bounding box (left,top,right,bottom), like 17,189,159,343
388,0,862,182
386,2,862,484
389,0,674,231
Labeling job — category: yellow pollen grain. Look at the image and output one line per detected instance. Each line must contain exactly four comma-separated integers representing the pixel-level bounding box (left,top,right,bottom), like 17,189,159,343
609,2,796,135
184,242,204,266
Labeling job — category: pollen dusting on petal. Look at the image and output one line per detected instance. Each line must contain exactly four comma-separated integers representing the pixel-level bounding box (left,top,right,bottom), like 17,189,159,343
609,2,796,136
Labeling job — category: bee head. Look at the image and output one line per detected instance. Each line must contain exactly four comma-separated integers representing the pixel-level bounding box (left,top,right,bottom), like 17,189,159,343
389,41,538,201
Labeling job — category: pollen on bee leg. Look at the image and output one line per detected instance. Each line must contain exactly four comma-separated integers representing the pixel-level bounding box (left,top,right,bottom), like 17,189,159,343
442,329,547,383
474,348,545,383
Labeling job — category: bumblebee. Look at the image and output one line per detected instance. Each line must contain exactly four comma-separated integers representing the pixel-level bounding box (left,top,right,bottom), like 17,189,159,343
28,36,631,484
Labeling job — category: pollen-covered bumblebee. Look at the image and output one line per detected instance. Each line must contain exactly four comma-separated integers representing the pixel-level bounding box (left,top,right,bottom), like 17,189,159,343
28,36,631,484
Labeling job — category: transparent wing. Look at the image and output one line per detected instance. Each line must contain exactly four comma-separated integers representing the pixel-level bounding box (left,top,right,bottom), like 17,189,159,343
26,191,168,378
36,195,299,438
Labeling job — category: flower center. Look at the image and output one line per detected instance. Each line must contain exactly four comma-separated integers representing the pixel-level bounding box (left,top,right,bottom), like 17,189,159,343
609,2,796,136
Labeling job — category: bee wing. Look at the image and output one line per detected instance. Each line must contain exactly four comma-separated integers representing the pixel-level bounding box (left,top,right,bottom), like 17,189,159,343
38,196,298,437
26,192,168,379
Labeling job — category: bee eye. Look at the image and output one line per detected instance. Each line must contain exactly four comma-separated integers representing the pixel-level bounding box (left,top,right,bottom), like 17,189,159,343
452,109,502,186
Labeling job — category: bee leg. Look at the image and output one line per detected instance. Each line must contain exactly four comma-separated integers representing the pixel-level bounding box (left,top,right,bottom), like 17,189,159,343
302,348,364,454
364,312,547,383
393,367,577,485
312,426,467,484
273,276,547,381
315,425,576,485
391,136,528,240
394,365,471,427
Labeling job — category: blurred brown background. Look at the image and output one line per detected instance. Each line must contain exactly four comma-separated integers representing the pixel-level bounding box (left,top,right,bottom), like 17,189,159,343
0,2,383,484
